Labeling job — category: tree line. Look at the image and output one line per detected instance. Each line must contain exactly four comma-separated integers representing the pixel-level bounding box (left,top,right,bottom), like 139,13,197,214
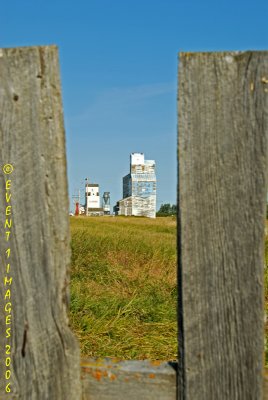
156,203,177,217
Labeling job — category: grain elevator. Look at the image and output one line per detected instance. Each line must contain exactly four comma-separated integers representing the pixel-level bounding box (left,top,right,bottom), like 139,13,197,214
117,153,156,218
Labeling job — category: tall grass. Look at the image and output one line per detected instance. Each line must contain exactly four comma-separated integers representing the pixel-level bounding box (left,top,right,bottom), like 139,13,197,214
70,216,268,364
265,222,268,367
69,216,177,360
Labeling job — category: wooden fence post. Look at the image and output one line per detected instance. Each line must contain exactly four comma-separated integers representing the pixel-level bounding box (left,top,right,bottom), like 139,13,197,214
0,46,81,399
1,46,266,400
178,51,268,399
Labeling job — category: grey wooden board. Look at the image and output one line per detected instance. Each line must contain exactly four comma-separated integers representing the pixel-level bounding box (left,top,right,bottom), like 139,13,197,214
0,46,81,399
81,358,177,400
178,51,268,399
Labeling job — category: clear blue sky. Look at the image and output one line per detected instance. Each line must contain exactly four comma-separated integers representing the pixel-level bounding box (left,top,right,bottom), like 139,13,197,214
2,1,267,211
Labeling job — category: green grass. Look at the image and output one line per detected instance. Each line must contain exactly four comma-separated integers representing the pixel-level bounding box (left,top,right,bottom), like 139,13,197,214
265,222,268,367
69,216,268,364
69,216,177,360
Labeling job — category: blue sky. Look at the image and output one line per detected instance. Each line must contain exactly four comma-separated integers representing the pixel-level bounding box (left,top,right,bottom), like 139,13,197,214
2,1,267,211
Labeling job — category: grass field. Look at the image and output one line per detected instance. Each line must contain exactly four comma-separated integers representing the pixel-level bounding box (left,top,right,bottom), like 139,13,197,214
69,216,268,364
265,221,268,366
69,216,177,360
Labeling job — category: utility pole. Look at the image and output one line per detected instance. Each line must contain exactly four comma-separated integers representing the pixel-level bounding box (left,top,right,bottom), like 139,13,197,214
85,177,88,216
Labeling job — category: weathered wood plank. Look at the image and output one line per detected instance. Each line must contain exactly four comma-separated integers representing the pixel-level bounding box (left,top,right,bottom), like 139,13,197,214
178,51,268,399
81,358,177,400
0,46,81,399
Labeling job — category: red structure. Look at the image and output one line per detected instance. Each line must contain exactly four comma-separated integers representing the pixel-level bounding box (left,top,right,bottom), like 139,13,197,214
75,202,79,216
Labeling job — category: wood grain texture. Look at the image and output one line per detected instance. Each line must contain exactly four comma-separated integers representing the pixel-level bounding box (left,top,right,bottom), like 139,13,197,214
0,46,81,399
178,51,268,399
81,358,177,400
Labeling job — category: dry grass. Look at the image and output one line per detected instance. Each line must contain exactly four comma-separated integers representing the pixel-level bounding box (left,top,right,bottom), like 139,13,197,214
69,216,268,364
69,216,177,360
265,221,268,366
